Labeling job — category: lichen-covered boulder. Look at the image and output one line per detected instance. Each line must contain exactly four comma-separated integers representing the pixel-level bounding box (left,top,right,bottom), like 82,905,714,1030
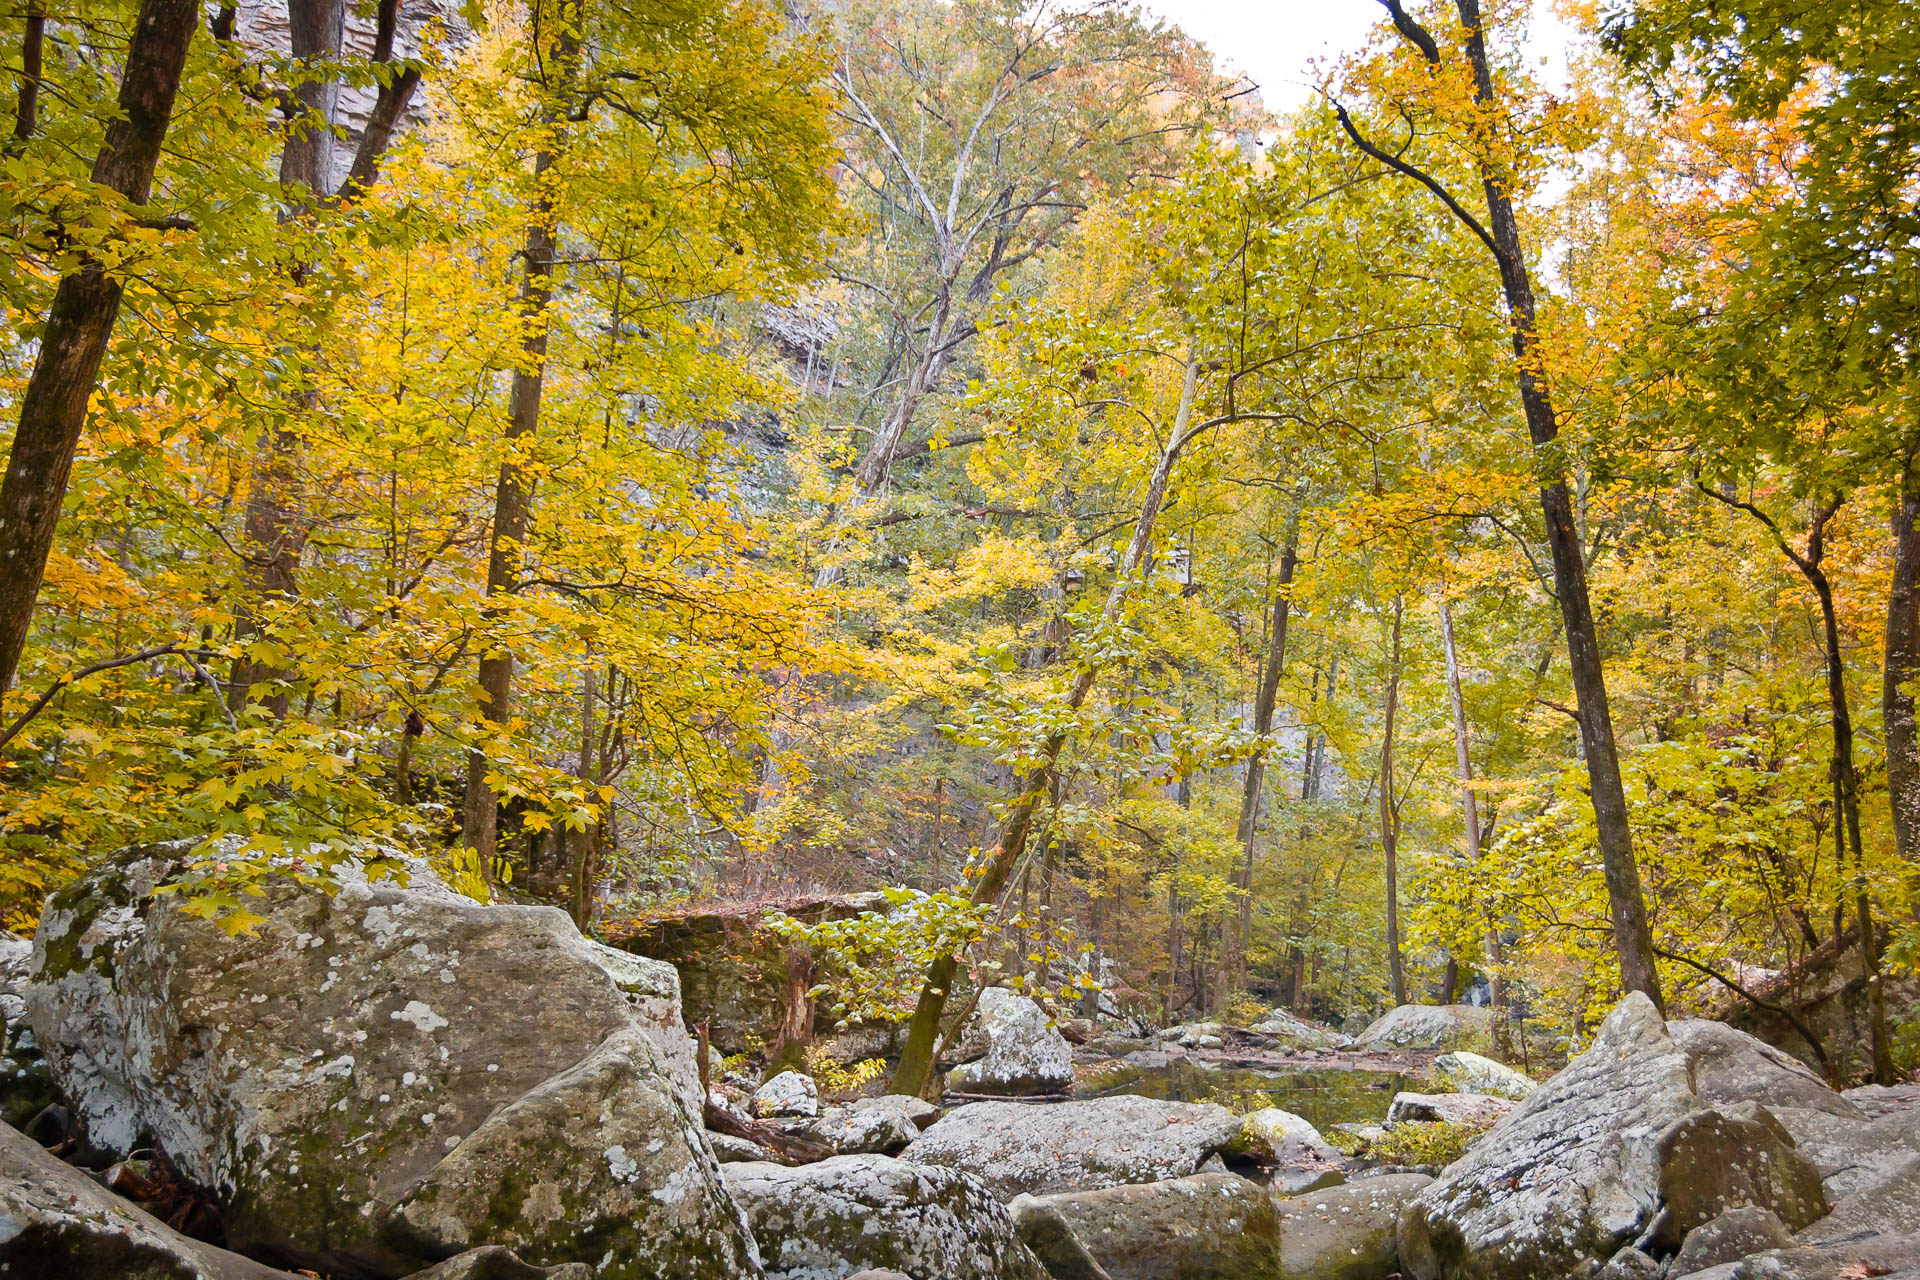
788,1100,921,1156
1768,1104,1920,1199
403,1247,594,1279
1398,992,1699,1280
724,1154,1051,1280
1249,1008,1352,1050
946,988,1073,1097
754,1070,820,1118
1669,1208,1793,1277
1354,1004,1493,1051
1274,1173,1433,1280
1796,1154,1920,1245
1431,1052,1535,1102
902,1095,1242,1200
1671,1020,1861,1121
1652,1104,1826,1248
1006,1173,1278,1280
1386,1092,1516,1128
0,1120,302,1279
0,931,57,1129
24,843,757,1279
1231,1109,1345,1194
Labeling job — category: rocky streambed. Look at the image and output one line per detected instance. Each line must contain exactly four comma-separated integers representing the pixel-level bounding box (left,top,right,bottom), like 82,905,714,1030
3,844,1917,1280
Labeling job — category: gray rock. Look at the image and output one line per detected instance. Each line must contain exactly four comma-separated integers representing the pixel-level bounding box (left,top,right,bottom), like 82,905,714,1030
1399,992,1699,1280
403,1247,594,1279
0,1121,301,1279
851,1093,941,1131
1354,1004,1494,1051
1595,1246,1664,1280
0,930,56,1129
902,1095,1242,1199
1796,1154,1920,1244
1768,1105,1920,1199
1431,1052,1535,1101
843,1273,915,1280
1654,1104,1827,1246
24,844,753,1280
1670,1208,1794,1276
945,988,1074,1097
1232,1108,1346,1194
710,1131,775,1163
1123,1050,1171,1070
1248,1008,1352,1050
754,1069,821,1118
1730,1234,1920,1279
1386,1092,1517,1128
795,1102,921,1155
1671,1021,1863,1121
1274,1172,1432,1280
1012,1173,1277,1280
1841,1082,1920,1121
725,1154,1050,1280
1006,1195,1117,1280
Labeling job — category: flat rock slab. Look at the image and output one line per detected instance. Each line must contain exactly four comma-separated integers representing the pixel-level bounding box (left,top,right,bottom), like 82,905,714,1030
1275,1172,1433,1280
1672,1021,1863,1121
1767,1105,1920,1200
1399,992,1699,1280
725,1154,1049,1280
1796,1154,1920,1245
0,1121,302,1280
902,1095,1242,1199
1011,1172,1277,1280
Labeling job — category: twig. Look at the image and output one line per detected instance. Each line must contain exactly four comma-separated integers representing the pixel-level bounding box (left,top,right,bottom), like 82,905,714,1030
0,645,181,751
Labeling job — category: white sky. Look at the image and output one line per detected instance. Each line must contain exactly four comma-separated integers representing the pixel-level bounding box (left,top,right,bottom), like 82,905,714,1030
1139,0,1579,109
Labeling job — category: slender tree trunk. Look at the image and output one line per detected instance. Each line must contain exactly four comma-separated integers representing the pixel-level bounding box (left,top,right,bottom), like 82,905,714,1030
1887,464,1920,918
1439,588,1509,1027
1227,519,1299,999
890,360,1203,1095
10,0,43,150
459,45,574,880
570,664,599,930
1381,596,1406,1007
0,0,199,694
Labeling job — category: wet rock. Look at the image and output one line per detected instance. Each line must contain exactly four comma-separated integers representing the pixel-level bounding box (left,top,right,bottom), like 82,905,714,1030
1653,1103,1827,1246
1354,1004,1494,1052
403,1247,594,1279
1671,1021,1862,1121
1386,1092,1516,1128
1431,1051,1535,1102
1670,1208,1794,1276
1231,1108,1346,1193
1273,1171,1432,1280
945,988,1073,1097
24,843,754,1279
724,1154,1050,1280
1796,1153,1920,1245
1013,1172,1277,1280
902,1094,1242,1200
754,1069,821,1118
0,1121,301,1279
1398,992,1698,1280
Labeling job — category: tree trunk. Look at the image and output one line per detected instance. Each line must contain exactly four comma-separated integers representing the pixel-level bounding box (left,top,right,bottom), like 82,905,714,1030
459,43,573,880
1454,0,1660,1009
1887,466,1920,918
890,360,1204,1095
0,0,199,694
570,664,599,930
1227,518,1300,998
1439,588,1509,1028
1381,595,1406,1007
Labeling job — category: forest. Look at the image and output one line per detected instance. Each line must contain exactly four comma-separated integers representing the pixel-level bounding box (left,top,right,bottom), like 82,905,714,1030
2,0,1918,1101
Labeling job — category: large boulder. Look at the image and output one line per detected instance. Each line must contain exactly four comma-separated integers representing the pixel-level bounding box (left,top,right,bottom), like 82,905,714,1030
1274,1173,1434,1280
1398,992,1699,1280
0,930,57,1129
1431,1052,1535,1102
1669,1208,1794,1277
1670,1020,1861,1120
784,1099,924,1156
24,844,757,1279
1005,1173,1278,1280
753,1070,820,1118
1249,1009,1352,1050
1386,1092,1517,1128
723,1154,1051,1280
1354,1005,1493,1052
1768,1104,1920,1199
1652,1104,1826,1247
1231,1109,1346,1194
0,1121,302,1279
1796,1154,1920,1245
946,988,1074,1096
902,1095,1242,1199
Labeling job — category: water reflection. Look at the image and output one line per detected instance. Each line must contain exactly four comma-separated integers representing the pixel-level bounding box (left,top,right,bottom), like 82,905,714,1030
1087,1060,1411,1129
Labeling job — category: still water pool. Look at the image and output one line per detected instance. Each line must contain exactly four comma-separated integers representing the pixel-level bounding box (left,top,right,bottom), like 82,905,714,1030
1088,1061,1412,1129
